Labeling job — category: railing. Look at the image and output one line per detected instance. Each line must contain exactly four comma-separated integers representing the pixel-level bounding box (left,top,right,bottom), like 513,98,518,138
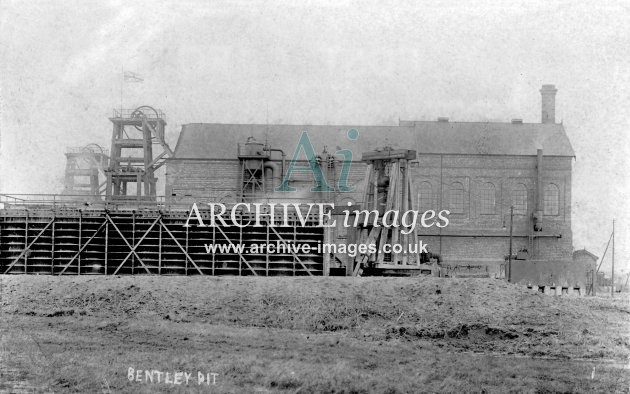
0,193,364,215
0,194,173,213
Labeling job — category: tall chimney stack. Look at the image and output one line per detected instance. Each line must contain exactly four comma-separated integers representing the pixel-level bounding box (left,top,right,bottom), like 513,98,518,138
540,84,557,124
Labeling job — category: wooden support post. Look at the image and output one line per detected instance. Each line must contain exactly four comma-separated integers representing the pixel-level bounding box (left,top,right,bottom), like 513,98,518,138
376,228,388,265
387,162,399,264
142,118,150,197
158,220,162,275
132,211,136,275
293,217,297,276
211,225,215,276
265,221,270,276
409,177,421,266
361,163,373,209
78,211,82,275
185,223,189,275
385,162,398,212
105,220,109,275
401,162,408,265
355,227,381,267
239,221,243,276
323,220,331,277
406,176,414,264
390,161,402,264
346,214,357,276
51,218,55,274
24,211,28,273
136,173,141,202
373,164,379,211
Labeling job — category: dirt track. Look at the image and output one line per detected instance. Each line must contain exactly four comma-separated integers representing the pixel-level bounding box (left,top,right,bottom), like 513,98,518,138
1,276,629,393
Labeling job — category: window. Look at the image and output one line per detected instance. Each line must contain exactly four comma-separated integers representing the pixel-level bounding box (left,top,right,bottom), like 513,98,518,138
448,182,465,214
544,184,559,215
479,182,496,215
512,184,527,215
418,182,433,212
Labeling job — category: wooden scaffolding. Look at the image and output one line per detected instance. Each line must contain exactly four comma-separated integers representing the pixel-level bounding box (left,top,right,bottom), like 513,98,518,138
350,147,433,276
0,205,325,276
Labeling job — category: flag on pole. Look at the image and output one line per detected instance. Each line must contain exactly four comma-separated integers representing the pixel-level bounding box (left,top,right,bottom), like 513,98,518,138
123,71,143,82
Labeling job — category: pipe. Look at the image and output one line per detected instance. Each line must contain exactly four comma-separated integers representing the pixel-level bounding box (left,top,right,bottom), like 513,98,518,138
263,161,281,192
534,149,544,231
536,149,544,210
267,148,285,179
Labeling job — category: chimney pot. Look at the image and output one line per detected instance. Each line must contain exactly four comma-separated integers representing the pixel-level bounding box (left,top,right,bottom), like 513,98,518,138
540,84,558,124
437,117,449,122
511,118,523,124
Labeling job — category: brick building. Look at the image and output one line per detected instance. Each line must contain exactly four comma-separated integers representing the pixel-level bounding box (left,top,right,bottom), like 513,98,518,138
166,85,575,274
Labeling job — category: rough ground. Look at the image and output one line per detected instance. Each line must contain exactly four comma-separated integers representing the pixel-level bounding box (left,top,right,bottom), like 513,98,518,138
0,275,628,393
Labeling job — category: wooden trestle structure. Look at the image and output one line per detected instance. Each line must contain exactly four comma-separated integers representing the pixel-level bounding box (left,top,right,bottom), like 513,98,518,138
0,203,325,276
350,148,434,276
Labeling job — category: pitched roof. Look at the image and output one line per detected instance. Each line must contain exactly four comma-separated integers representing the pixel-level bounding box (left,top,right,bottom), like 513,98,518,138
573,249,599,260
171,121,575,159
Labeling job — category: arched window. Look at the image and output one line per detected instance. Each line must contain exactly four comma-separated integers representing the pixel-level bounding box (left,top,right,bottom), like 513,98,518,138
448,182,465,214
512,184,527,215
418,182,433,212
544,184,559,215
479,182,496,214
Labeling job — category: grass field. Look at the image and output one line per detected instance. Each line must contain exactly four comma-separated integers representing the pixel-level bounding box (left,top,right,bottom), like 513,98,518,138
1,275,629,393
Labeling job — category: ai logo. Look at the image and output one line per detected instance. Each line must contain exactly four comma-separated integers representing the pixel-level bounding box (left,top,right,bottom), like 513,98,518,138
275,129,359,193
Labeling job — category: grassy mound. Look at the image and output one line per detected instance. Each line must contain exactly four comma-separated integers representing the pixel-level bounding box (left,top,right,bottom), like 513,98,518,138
1,275,628,393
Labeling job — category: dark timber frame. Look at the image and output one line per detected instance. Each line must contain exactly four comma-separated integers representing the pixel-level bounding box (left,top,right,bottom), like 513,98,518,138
0,208,325,276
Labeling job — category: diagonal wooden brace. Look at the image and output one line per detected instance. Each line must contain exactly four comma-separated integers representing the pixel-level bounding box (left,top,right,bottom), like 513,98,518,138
57,220,107,275
268,225,314,276
214,226,258,276
112,215,161,275
159,219,204,275
106,214,152,275
4,218,55,274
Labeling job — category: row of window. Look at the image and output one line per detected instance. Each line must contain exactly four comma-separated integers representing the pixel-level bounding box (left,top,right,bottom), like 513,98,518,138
417,182,560,215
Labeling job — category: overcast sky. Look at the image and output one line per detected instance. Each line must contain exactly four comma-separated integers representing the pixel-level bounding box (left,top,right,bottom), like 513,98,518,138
1,0,629,273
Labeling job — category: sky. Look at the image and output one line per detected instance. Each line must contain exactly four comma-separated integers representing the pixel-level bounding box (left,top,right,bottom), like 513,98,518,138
1,0,629,274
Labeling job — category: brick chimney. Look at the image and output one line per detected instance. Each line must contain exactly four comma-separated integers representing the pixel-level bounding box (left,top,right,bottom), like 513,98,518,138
540,84,557,124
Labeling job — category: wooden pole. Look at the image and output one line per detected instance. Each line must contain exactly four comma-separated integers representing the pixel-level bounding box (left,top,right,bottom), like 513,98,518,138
105,220,109,275
621,272,630,293
158,221,162,275
596,231,613,273
78,211,82,275
132,211,136,275
508,205,514,283
611,219,615,297
346,219,357,276
51,219,55,274
322,213,330,277
185,223,189,275
24,211,28,273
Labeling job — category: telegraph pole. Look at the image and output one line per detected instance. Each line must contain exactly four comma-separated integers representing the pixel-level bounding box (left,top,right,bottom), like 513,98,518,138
508,205,514,282
611,219,615,297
